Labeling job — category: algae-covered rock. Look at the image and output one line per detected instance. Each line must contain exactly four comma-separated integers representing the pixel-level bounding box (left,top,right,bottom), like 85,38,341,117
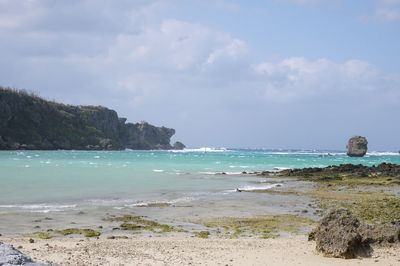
262,162,400,179
313,209,370,258
347,136,368,157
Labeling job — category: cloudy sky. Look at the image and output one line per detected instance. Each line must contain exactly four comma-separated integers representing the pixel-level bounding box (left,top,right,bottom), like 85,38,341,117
1,0,399,150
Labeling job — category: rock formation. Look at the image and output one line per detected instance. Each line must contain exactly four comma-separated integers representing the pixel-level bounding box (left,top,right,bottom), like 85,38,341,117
0,242,48,265
313,209,369,258
311,209,400,259
172,141,186,150
259,162,400,178
347,136,368,157
0,87,184,150
360,221,400,245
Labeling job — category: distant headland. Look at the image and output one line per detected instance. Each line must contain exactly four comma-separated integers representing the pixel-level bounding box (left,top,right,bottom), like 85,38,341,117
0,87,185,150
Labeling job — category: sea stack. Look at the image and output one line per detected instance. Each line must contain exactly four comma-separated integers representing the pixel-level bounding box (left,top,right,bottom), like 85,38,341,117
172,141,186,150
346,136,368,157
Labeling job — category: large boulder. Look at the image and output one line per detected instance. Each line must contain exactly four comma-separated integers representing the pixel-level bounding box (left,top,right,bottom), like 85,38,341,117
0,242,48,265
313,209,371,258
347,136,368,157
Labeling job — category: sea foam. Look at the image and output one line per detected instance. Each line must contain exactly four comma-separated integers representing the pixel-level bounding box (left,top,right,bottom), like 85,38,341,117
170,147,229,153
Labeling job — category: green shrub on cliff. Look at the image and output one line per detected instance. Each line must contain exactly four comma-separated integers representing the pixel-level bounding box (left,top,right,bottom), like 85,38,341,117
0,87,179,150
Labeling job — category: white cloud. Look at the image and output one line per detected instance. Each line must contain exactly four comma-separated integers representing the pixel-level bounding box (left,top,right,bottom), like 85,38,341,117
375,0,400,21
0,0,398,107
253,57,398,103
0,0,399,148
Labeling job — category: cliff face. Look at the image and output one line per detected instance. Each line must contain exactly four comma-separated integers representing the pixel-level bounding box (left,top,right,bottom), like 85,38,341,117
0,87,181,150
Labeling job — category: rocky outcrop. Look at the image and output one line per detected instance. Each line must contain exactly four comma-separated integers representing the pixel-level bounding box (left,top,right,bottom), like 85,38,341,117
172,141,186,150
311,209,400,258
0,87,184,150
120,121,176,150
313,209,370,258
260,163,400,178
360,221,400,245
347,136,368,157
0,242,48,265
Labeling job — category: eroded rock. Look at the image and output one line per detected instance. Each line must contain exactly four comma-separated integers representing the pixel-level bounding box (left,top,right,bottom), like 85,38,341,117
172,141,186,150
347,136,368,157
360,221,400,245
313,209,371,258
312,209,400,259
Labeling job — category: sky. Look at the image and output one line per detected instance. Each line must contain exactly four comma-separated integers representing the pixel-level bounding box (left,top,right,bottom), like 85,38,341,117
0,0,399,150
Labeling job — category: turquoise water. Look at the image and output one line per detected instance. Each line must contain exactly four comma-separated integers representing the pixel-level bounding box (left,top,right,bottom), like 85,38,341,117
0,149,399,210
0,148,399,235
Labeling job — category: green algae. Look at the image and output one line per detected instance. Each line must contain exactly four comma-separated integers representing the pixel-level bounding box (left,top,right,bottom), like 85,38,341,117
261,164,400,187
105,214,177,233
81,229,101,237
279,182,400,224
314,175,400,187
199,214,314,239
310,188,400,223
120,223,144,231
30,228,101,239
31,231,53,239
194,231,210,238
56,228,100,237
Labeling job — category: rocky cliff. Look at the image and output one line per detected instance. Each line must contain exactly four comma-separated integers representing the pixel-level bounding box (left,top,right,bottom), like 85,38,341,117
0,87,182,150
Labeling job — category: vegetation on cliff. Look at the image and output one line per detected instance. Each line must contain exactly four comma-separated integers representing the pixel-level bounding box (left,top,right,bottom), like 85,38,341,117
0,87,181,150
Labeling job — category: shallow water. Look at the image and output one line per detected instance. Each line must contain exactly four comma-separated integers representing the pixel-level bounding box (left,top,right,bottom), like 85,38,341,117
0,149,399,234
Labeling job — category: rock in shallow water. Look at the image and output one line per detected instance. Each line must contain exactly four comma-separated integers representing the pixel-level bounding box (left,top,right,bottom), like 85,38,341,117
0,242,48,265
347,136,368,157
172,141,186,150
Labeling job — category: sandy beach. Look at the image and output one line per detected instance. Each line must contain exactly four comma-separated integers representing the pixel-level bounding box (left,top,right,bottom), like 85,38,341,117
1,0,400,264
0,235,399,266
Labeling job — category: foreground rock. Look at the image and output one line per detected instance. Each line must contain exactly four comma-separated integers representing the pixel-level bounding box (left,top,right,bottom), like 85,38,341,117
347,136,368,157
311,209,400,258
0,242,48,265
0,87,184,150
313,209,370,258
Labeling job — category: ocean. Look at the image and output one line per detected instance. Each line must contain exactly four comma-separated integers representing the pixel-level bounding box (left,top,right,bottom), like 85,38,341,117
0,148,399,235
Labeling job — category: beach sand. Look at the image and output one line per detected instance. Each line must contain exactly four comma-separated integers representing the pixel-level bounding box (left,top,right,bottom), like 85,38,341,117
1,235,399,266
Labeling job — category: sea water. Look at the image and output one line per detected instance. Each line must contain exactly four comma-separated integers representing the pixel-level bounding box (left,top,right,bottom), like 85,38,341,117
1,148,399,208
0,149,399,234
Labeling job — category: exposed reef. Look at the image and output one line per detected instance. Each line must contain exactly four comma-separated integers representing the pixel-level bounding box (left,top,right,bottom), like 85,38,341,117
259,163,400,179
0,87,184,150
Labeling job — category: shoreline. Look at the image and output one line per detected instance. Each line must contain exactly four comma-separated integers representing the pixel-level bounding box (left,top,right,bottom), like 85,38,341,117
1,235,399,266
1,163,400,264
